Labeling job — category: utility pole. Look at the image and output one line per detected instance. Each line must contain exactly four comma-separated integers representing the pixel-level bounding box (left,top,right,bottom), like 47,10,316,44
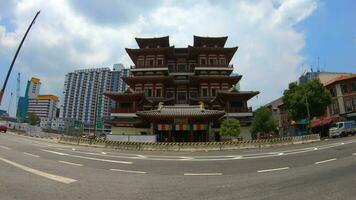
0,11,40,105
16,72,20,122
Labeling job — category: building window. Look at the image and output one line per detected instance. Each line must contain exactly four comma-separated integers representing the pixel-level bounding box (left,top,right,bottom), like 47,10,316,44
146,59,154,67
209,59,215,65
230,101,243,107
219,58,226,65
211,88,218,97
190,91,197,98
144,88,152,97
120,102,131,108
177,64,186,72
156,88,162,97
330,101,339,115
157,59,164,66
329,88,336,97
344,100,353,112
137,59,144,66
341,84,348,94
200,58,206,65
202,88,209,97
352,82,356,92
166,91,174,98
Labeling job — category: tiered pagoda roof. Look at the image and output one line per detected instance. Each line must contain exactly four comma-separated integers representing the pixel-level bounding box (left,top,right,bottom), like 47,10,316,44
135,36,170,48
136,105,225,122
193,35,228,47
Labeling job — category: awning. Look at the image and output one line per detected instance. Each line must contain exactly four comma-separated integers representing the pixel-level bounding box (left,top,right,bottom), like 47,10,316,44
310,116,344,128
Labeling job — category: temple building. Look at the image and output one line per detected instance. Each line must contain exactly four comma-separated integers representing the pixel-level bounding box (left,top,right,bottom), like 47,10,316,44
104,36,259,142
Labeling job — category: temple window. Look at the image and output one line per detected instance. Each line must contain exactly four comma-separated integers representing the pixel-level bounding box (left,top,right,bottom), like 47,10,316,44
341,84,348,94
219,58,226,65
144,88,153,97
190,91,197,98
156,88,162,97
200,58,206,65
211,88,218,97
166,91,174,98
157,58,164,66
177,64,186,72
230,101,243,107
201,87,209,97
137,59,144,66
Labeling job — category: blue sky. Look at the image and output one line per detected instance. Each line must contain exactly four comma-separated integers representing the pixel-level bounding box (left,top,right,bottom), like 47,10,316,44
296,0,356,73
0,0,355,117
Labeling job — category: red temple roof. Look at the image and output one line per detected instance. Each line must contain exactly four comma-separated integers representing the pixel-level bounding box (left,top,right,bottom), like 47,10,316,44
188,46,238,63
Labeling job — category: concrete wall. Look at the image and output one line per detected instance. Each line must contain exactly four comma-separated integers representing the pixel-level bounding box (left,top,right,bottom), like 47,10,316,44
111,127,150,135
106,134,156,142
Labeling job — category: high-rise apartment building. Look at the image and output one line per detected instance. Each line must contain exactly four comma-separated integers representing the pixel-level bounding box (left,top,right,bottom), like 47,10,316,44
62,65,129,128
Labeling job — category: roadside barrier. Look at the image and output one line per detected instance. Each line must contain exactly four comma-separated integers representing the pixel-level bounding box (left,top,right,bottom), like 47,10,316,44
59,134,320,152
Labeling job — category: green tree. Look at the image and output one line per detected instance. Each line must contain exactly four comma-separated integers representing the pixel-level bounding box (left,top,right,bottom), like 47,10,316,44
282,79,332,121
220,118,241,140
251,106,278,138
27,112,40,126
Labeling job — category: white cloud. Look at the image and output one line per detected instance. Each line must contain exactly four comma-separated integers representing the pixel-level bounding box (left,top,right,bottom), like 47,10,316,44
0,0,317,114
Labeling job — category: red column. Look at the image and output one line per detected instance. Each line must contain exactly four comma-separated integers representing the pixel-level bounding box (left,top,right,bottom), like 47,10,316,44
189,130,194,142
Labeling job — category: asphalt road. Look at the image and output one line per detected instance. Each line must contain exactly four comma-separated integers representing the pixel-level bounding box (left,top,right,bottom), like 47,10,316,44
0,132,355,200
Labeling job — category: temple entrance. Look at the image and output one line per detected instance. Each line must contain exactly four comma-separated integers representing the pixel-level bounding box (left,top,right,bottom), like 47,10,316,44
176,91,187,104
172,131,189,142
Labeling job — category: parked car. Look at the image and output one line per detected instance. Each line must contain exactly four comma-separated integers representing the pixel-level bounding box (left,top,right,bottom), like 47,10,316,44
0,124,8,133
329,121,356,138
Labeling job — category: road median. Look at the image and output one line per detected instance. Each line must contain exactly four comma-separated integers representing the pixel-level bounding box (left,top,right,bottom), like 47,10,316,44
58,134,321,152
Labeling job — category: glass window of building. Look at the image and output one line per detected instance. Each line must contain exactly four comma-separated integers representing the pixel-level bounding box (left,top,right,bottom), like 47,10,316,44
211,88,218,96
156,88,162,97
144,88,152,97
202,88,209,97
200,58,206,65
344,100,353,112
157,59,164,66
341,84,348,94
352,82,356,92
177,64,186,72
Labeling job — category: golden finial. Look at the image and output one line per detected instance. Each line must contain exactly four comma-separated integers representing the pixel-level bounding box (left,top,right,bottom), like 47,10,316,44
228,85,236,92
158,102,164,110
198,101,204,109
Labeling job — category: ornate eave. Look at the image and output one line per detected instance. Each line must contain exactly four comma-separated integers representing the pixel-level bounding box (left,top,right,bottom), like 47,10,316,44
125,46,175,63
190,75,242,85
213,90,260,102
193,35,228,47
136,105,225,122
135,36,170,48
188,45,238,63
122,76,174,86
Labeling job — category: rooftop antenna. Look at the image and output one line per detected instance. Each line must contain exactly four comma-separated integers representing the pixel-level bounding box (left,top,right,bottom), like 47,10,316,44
0,11,40,105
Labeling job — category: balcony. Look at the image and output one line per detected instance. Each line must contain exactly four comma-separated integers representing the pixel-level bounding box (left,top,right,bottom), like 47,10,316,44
131,65,168,69
228,107,252,113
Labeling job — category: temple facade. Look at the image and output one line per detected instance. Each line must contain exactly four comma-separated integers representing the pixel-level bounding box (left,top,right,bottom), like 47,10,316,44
105,36,259,142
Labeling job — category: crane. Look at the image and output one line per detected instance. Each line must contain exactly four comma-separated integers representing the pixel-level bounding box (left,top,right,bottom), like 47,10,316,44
0,11,40,105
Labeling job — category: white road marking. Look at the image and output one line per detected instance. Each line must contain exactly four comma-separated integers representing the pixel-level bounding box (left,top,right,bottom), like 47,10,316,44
101,152,107,155
352,153,356,156
41,149,132,164
72,148,76,151
0,157,77,184
0,145,11,150
277,153,284,156
315,158,337,165
313,148,318,150
23,152,40,158
41,149,68,156
184,173,223,176
58,160,83,166
257,167,289,173
110,169,147,174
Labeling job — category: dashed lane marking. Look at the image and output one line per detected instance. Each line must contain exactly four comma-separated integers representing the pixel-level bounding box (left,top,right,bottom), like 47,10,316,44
41,149,133,164
352,153,356,156
184,173,223,176
0,157,77,184
315,158,337,165
101,152,107,155
23,152,40,158
257,167,289,173
58,160,83,167
110,169,147,174
0,145,11,150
